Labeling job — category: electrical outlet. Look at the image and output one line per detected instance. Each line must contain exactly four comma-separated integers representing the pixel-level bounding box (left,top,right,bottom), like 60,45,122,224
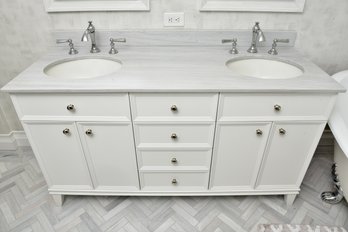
164,12,185,27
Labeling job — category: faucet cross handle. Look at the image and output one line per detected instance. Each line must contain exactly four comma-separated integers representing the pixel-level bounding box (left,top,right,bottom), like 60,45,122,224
109,38,127,54
56,39,78,55
222,38,239,54
268,38,290,55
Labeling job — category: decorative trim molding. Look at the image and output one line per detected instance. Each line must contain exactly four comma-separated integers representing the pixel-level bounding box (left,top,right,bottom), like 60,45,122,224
200,0,306,12
0,131,29,150
43,0,150,12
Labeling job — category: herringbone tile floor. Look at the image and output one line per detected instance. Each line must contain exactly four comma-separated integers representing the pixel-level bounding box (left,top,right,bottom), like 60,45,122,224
0,145,347,232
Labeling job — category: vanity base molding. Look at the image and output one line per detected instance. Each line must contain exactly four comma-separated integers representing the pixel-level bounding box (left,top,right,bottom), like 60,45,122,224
9,92,337,207
50,191,299,206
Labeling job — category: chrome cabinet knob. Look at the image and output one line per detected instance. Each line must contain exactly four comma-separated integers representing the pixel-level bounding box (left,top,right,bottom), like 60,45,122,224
171,105,178,112
274,104,281,111
67,104,75,111
256,129,263,135
172,179,177,184
279,128,286,135
85,129,93,135
171,133,177,139
62,128,70,135
171,158,177,163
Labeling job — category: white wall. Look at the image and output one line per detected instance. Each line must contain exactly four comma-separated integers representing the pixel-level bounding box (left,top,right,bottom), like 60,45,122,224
1,0,348,133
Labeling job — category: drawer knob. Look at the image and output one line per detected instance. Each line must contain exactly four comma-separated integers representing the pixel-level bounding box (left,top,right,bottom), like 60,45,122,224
274,104,281,111
279,128,286,135
67,104,75,111
85,129,93,135
172,178,177,184
256,129,263,135
171,158,177,163
171,133,177,139
62,128,70,135
171,105,178,112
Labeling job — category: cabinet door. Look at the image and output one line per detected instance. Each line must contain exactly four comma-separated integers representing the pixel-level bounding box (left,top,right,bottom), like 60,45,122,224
210,122,272,191
77,122,139,191
256,122,326,190
23,122,93,190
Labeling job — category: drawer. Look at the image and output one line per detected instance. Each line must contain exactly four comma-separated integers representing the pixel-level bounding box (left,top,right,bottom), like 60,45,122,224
219,93,335,119
134,124,215,145
139,150,212,168
140,172,209,191
13,93,131,118
130,93,218,120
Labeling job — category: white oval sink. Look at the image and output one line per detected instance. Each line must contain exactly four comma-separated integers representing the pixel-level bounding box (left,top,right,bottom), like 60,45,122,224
44,57,122,79
226,58,303,79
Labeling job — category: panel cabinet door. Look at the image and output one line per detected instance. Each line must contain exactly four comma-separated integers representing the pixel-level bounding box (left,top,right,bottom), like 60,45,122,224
23,122,93,191
210,122,272,191
77,122,139,191
256,122,326,190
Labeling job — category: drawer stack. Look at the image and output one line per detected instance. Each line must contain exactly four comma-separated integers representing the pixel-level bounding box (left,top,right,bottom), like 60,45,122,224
130,93,218,191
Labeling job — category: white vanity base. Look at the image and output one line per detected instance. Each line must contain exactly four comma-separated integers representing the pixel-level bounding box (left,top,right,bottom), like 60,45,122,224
9,92,336,207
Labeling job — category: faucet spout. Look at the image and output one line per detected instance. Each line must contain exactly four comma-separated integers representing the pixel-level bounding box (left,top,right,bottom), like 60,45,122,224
81,21,100,53
81,30,89,42
247,22,266,53
257,30,266,42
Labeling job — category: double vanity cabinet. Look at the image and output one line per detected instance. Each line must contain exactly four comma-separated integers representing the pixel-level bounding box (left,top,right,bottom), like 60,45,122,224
2,31,345,206
9,91,336,206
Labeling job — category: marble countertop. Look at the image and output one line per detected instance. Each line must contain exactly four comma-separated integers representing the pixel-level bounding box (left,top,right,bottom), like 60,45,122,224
2,45,345,93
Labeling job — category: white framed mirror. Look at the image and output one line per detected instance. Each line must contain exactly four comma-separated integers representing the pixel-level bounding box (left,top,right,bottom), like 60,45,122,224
43,0,150,12
200,0,306,12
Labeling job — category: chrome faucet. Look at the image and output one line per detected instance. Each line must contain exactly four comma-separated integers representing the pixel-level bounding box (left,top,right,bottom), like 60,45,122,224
109,38,126,54
56,39,78,55
81,21,100,53
247,22,266,53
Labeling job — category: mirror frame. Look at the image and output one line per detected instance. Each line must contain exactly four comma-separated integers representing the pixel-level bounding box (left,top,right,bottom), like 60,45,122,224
43,0,150,12
200,0,306,12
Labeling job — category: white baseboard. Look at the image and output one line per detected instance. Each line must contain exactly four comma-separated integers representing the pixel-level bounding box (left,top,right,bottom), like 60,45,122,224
0,131,30,150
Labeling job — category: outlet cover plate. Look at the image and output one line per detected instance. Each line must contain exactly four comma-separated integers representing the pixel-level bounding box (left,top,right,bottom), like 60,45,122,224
164,12,185,27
